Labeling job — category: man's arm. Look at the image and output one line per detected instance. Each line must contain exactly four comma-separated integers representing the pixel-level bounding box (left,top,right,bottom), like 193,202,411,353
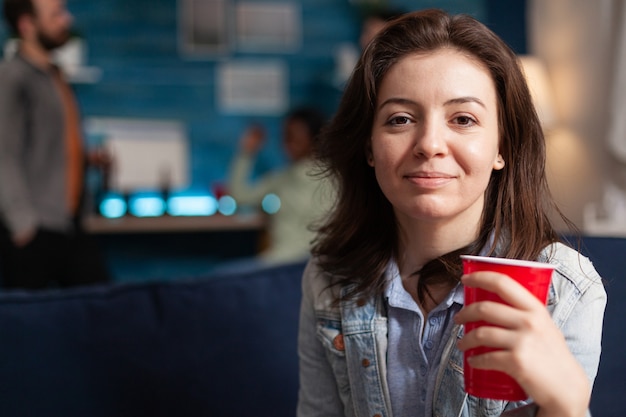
0,66,38,241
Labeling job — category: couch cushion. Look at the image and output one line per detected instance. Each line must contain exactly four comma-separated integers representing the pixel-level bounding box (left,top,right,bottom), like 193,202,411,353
0,260,306,417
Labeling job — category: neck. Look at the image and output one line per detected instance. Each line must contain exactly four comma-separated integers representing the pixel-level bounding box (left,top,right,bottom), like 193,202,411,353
396,219,476,314
18,39,53,70
393,207,482,313
396,219,478,278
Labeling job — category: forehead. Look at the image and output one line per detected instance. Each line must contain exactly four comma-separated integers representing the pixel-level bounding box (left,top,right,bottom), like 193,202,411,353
285,118,310,134
364,17,387,31
31,0,65,15
379,48,496,101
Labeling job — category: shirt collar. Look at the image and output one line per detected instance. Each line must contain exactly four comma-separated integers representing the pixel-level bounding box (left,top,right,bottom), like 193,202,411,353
15,52,58,76
383,230,499,312
384,260,464,312
384,261,415,310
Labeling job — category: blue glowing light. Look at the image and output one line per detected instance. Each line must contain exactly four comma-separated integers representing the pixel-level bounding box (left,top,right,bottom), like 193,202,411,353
99,194,127,219
261,193,281,214
218,195,237,216
167,195,218,216
129,195,166,217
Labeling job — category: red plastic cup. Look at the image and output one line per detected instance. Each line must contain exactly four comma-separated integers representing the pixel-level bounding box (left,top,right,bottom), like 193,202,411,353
460,255,556,401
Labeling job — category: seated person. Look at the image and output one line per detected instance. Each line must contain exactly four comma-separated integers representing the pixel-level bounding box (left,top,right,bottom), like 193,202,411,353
227,106,335,264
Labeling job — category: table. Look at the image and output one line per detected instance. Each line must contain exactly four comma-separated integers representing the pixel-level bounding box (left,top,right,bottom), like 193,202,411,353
82,213,269,282
83,213,267,234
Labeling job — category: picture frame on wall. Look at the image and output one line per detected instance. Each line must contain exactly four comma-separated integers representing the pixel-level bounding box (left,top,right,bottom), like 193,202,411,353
178,0,231,56
216,60,288,115
235,2,301,52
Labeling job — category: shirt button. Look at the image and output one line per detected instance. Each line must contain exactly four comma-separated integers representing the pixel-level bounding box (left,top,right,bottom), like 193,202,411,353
332,334,345,351
429,316,438,325
424,340,434,350
362,358,371,367
420,365,427,376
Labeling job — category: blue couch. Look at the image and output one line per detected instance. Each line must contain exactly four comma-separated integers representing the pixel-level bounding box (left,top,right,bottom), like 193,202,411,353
0,261,306,417
0,237,623,417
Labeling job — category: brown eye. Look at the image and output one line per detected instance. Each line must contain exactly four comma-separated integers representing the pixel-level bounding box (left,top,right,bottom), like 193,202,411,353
454,115,476,126
389,116,411,126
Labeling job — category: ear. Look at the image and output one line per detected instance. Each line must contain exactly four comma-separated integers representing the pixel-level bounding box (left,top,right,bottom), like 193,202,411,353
493,153,505,170
17,14,35,40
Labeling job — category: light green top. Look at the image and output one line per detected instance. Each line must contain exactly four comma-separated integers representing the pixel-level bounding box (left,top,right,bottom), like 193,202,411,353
228,153,335,263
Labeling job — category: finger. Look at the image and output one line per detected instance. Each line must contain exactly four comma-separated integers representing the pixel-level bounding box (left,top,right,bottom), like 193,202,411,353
457,325,516,352
461,271,547,311
455,301,526,329
465,340,591,412
465,349,518,374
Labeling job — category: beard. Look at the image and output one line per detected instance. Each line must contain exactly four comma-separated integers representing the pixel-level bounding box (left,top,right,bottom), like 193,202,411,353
36,28,71,51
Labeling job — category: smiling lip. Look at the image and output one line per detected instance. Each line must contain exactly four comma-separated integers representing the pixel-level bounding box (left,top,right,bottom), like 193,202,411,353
404,171,456,188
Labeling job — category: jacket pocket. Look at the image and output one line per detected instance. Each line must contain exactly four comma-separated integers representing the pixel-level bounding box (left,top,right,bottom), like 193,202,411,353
316,317,351,395
317,318,346,357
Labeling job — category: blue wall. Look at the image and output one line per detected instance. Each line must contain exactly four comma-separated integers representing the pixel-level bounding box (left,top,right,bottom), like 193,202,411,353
0,0,525,195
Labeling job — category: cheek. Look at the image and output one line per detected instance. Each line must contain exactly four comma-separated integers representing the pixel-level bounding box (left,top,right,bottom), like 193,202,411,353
458,138,500,171
370,149,402,195
462,153,500,186
369,136,405,167
369,149,394,171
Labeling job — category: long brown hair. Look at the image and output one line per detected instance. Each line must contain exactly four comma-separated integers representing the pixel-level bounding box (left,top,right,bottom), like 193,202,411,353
312,9,570,304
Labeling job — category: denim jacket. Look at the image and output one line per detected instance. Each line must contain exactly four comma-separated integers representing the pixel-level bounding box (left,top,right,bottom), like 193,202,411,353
297,242,607,417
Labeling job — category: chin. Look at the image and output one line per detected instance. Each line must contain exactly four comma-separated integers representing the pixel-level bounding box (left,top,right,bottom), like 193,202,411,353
395,205,449,222
39,32,71,51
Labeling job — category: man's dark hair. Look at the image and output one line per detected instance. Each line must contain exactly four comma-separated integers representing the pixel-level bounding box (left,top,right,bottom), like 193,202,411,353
363,7,404,23
3,0,34,37
285,106,327,142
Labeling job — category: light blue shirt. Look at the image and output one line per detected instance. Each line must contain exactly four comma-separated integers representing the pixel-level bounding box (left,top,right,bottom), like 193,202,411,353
384,262,464,417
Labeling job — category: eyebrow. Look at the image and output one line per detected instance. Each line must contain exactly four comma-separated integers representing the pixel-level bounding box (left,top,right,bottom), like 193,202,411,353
378,96,487,110
377,97,416,110
445,96,487,109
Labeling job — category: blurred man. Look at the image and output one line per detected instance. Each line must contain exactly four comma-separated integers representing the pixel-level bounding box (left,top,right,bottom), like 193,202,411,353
0,0,109,289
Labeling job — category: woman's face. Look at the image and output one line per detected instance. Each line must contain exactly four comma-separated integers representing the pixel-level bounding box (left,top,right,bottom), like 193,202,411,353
369,48,504,228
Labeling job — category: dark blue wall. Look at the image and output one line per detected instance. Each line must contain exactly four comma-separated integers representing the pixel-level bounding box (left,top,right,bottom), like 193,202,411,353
0,0,527,205
2,0,517,193
0,0,527,280
486,0,527,54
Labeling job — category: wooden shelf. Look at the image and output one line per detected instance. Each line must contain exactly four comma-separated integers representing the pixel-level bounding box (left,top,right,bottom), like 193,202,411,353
84,213,267,234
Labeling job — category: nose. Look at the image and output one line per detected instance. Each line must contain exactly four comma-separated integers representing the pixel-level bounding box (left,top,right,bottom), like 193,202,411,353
62,10,74,27
412,118,447,158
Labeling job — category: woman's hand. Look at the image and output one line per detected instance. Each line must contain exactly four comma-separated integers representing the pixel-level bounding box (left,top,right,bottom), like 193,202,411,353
240,125,266,154
454,271,590,417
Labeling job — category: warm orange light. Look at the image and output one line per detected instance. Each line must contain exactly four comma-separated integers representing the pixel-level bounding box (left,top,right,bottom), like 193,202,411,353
519,55,558,128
